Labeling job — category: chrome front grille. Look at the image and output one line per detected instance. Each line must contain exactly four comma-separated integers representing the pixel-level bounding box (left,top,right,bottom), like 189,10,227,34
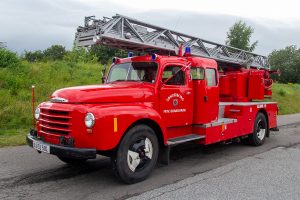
39,108,72,135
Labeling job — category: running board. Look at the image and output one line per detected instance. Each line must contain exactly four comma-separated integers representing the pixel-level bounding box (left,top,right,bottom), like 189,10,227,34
167,134,205,146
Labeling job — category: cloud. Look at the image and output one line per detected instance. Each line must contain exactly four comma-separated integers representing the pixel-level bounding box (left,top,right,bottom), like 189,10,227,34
0,0,299,55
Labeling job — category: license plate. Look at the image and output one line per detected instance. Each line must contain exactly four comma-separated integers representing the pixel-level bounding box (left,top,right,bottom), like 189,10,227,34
33,140,50,154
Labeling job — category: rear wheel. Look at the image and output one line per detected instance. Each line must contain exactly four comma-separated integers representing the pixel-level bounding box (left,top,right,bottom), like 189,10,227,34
57,156,87,165
111,124,159,184
248,112,267,146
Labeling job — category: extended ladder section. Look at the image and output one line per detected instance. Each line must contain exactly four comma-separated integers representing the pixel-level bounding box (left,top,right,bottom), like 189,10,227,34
75,14,270,69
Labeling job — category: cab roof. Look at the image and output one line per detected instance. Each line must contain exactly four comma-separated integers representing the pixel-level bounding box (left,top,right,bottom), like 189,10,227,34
115,55,218,69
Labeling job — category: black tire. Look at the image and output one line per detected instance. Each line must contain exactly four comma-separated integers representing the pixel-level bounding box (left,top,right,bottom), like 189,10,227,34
248,112,267,146
111,124,159,184
57,156,87,165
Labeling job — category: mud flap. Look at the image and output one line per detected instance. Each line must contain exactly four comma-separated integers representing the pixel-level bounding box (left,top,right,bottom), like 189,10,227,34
158,145,170,165
270,127,279,131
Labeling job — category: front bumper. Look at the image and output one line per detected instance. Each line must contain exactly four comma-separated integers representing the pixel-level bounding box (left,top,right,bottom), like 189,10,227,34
26,134,97,159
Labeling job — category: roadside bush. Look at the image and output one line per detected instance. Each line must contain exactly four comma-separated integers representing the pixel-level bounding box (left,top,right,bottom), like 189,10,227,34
0,48,20,68
43,45,66,60
24,50,44,62
90,45,127,64
278,88,286,96
64,46,97,63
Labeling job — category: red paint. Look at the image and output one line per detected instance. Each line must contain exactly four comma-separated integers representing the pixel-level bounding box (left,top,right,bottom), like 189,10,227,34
35,54,278,150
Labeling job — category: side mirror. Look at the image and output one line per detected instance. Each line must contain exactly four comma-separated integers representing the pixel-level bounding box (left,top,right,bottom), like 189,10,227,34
101,68,107,84
101,76,107,84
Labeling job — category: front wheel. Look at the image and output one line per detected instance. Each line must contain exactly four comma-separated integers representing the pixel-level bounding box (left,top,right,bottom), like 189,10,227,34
248,112,268,146
112,125,159,184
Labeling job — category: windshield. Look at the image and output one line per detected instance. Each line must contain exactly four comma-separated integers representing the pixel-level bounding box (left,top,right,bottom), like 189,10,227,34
107,62,158,83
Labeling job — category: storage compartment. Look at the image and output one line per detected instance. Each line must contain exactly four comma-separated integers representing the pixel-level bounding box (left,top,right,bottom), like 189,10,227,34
248,71,264,100
220,69,268,101
219,71,248,101
219,75,230,95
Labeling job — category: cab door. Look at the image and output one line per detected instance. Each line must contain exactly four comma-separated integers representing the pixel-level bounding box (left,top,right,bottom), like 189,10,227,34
204,68,219,122
159,64,193,127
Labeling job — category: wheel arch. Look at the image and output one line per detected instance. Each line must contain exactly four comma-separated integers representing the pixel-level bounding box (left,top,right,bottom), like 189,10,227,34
99,117,166,157
126,118,166,148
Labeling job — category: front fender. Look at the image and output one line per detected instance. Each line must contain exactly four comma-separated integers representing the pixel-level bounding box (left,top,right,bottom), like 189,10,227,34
88,103,166,150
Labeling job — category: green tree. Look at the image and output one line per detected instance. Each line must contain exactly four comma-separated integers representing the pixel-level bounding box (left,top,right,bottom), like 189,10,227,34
226,20,258,52
64,46,97,63
89,45,127,65
43,45,66,60
24,50,44,62
268,45,300,83
0,48,20,68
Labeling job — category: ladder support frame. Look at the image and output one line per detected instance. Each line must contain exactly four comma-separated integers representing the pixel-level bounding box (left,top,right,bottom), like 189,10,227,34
75,14,270,70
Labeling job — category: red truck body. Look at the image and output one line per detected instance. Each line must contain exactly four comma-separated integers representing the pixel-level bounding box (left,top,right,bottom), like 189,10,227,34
32,54,277,148
27,53,278,183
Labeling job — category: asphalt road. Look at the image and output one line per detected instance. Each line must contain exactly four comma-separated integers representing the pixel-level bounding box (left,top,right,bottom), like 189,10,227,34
130,145,300,200
0,114,300,200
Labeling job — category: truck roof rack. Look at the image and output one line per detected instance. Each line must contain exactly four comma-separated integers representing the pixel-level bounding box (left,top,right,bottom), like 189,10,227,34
75,14,270,70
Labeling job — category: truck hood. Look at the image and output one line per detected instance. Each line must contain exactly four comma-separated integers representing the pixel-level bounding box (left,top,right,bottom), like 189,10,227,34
51,82,154,103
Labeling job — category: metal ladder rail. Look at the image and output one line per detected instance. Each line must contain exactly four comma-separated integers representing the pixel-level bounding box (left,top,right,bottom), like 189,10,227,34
75,14,270,70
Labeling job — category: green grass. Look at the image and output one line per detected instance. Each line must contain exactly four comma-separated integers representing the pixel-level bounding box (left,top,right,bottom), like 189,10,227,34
0,61,300,147
0,61,103,147
0,129,27,147
272,83,300,115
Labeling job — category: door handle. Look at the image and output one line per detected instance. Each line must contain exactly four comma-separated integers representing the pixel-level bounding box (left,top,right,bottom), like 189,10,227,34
186,91,191,95
204,96,208,101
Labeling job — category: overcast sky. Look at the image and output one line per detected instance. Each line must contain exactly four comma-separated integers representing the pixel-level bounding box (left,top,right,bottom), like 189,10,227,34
1,0,300,55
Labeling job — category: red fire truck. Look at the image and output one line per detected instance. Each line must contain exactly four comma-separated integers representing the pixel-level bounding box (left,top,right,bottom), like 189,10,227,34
27,14,279,183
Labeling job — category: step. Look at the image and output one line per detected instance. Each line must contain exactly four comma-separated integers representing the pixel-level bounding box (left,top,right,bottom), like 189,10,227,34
193,118,237,128
167,134,205,146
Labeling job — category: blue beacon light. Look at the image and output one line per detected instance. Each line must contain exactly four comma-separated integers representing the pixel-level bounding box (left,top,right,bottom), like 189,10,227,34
185,47,191,56
128,52,133,57
151,54,157,60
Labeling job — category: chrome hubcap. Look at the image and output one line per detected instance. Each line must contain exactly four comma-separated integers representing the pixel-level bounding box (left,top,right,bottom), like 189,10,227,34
256,119,266,140
127,137,153,172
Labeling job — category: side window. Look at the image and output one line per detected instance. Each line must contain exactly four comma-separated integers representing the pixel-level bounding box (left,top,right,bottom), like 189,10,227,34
205,68,217,86
191,67,204,80
162,66,185,85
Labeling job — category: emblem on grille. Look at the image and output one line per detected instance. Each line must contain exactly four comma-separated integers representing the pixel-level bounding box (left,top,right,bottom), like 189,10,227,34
50,97,68,103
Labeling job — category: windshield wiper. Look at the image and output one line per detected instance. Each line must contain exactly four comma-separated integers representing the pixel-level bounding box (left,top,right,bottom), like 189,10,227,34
110,79,143,83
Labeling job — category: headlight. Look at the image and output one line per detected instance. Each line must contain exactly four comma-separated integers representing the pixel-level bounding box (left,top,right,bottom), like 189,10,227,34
34,107,40,120
85,112,95,128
